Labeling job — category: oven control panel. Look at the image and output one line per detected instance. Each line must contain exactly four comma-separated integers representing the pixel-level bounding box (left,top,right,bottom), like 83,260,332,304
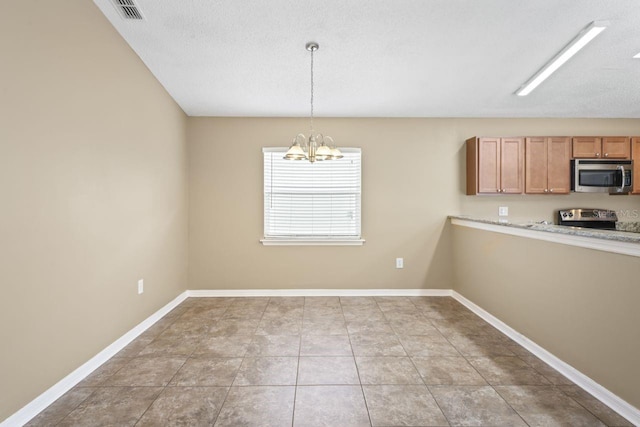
558,208,618,223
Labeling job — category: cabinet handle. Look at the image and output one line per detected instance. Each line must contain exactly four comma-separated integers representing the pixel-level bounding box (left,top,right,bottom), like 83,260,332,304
596,152,600,157
544,189,549,193
604,153,609,157
550,189,554,193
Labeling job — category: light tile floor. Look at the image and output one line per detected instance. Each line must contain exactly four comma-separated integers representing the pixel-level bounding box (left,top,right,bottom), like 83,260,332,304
27,296,633,426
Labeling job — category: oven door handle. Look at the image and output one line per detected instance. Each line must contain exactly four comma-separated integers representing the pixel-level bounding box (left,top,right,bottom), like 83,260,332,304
617,165,626,192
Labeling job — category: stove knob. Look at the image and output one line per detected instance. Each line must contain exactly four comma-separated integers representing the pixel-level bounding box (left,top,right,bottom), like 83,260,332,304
569,212,574,218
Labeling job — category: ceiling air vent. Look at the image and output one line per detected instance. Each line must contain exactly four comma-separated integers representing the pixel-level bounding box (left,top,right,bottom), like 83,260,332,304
112,0,144,20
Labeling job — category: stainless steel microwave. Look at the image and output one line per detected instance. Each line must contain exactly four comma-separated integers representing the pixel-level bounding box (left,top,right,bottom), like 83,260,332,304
571,159,633,194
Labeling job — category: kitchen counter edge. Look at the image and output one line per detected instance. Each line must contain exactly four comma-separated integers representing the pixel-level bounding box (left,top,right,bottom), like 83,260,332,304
449,216,640,258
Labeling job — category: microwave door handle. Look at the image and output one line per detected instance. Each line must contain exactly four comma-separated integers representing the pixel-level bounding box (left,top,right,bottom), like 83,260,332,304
617,165,626,192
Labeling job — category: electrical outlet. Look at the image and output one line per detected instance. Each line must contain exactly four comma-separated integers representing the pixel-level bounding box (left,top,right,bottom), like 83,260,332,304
499,206,509,216
138,279,144,295
396,258,404,269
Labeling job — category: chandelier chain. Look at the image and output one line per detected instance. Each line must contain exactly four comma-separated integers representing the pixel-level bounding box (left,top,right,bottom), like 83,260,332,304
310,46,314,134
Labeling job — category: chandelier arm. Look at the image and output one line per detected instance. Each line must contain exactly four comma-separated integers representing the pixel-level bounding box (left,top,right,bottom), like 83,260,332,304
296,133,308,150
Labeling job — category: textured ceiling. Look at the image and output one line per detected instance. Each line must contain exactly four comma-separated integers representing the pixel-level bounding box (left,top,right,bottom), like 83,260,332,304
93,0,640,118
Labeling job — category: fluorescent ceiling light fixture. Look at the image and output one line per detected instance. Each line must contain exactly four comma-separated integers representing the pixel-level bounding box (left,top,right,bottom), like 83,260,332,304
634,52,640,59
516,20,609,96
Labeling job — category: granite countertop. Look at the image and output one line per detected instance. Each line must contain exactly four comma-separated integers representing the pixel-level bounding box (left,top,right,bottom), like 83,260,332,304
615,222,640,233
449,216,640,244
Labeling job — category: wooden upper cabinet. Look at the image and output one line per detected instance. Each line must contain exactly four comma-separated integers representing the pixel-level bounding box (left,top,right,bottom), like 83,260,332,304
572,137,602,158
469,135,631,196
478,137,501,194
572,136,630,159
525,137,547,194
602,137,630,159
547,137,571,193
500,137,524,193
632,137,640,195
466,137,523,195
525,137,570,194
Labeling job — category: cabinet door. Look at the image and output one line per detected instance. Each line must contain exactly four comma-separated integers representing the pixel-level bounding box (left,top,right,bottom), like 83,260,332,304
632,137,640,195
478,137,501,194
525,137,548,194
547,137,571,194
501,137,524,194
572,137,602,158
602,137,630,159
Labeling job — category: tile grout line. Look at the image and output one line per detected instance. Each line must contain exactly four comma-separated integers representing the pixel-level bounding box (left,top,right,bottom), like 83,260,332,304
428,309,500,420
403,297,453,427
197,297,240,426
141,298,233,426
57,304,192,427
491,386,534,427
425,299,534,427
341,296,374,427
555,386,619,426
508,348,611,424
131,387,165,427
416,298,533,425
291,297,307,427
50,389,96,427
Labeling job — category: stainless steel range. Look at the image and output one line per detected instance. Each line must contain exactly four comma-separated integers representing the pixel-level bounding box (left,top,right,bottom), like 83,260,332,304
557,208,618,230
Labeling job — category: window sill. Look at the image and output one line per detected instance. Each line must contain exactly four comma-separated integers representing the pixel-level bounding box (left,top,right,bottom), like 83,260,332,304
260,238,366,246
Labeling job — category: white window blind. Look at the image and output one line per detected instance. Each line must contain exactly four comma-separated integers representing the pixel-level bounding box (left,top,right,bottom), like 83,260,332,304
263,148,361,240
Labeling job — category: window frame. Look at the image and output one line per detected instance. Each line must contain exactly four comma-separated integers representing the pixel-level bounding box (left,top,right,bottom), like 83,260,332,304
260,147,365,246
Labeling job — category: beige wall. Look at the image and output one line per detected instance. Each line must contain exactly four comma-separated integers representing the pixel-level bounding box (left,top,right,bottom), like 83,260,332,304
0,1,188,421
188,117,640,290
188,118,455,290
451,225,640,409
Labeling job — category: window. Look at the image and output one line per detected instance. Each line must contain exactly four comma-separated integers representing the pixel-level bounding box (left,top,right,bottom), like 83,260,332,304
262,147,363,245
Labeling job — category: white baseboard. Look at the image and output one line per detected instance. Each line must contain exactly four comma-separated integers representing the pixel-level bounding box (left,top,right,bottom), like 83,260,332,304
452,290,640,426
187,288,453,297
1,291,189,427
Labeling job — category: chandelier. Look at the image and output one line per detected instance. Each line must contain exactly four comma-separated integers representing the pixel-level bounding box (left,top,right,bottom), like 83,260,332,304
284,42,342,163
